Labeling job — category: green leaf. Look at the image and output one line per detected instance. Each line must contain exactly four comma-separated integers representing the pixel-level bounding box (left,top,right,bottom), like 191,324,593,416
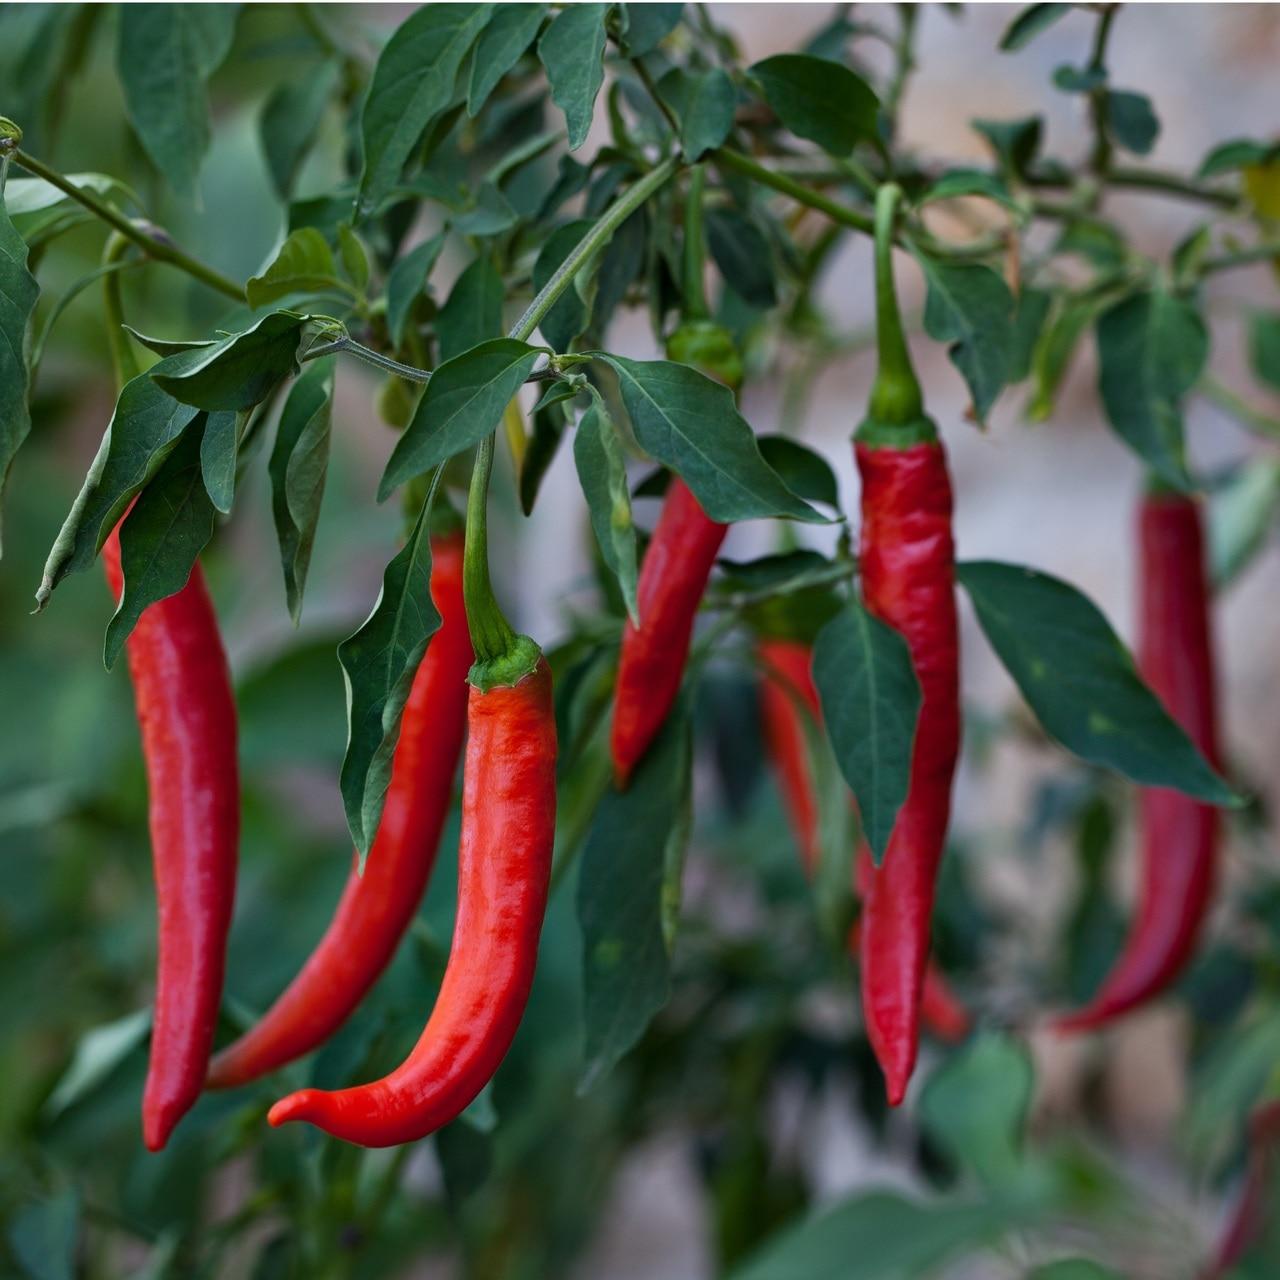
116,4,239,197
532,219,597,351
1105,90,1159,156
579,704,691,1092
957,560,1238,805
729,1191,1021,1280
749,54,879,156
270,358,333,622
436,257,504,363
259,62,339,200
756,436,840,509
120,326,216,358
1198,137,1280,179
44,1009,151,1120
519,400,566,517
1209,458,1280,588
37,367,201,606
812,601,921,862
1027,1263,1124,1280
7,1187,80,1280
972,115,1043,176
338,495,443,858
0,179,39,553
1095,291,1207,489
619,3,683,54
467,3,547,116
1025,294,1098,422
247,228,347,309
706,207,777,309
920,1034,1032,1187
658,66,736,161
920,170,1022,216
597,355,824,523
1052,65,1106,94
104,419,217,669
914,253,1014,422
381,339,544,497
198,410,240,513
337,223,370,293
538,4,610,151
152,312,306,412
1250,311,1280,393
451,182,519,236
357,4,492,215
386,233,446,349
575,390,639,622
1008,286,1053,383
999,4,1071,51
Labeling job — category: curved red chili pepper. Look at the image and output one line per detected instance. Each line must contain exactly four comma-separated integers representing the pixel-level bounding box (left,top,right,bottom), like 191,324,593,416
855,440,961,1105
611,478,726,787
207,533,472,1089
267,659,557,1146
103,527,239,1151
758,637,969,1046
1057,492,1219,1031
1204,1101,1280,1278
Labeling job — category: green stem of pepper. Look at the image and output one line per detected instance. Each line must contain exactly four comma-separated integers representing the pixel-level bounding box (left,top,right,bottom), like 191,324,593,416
101,232,141,390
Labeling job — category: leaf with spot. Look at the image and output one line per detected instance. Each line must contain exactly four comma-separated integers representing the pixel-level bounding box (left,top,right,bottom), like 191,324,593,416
957,560,1237,804
338,494,442,858
579,702,691,1091
270,358,333,621
380,339,545,497
357,4,492,216
595,355,824,523
104,418,217,669
538,4,609,151
812,600,921,862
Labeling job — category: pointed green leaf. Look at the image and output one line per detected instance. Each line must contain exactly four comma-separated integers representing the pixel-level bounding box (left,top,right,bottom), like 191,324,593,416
957,560,1238,804
658,66,736,161
44,1009,151,1121
579,703,691,1092
37,367,201,607
706,207,777,309
597,354,824,523
151,312,306,411
575,390,639,622
436,257,504,362
270,359,333,621
999,4,1071,52
198,410,240,513
386,232,447,350
467,3,547,116
357,4,492,215
381,338,544,498
338,494,442,857
619,3,682,55
120,326,216,358
519,400,566,517
812,601,921,862
1105,90,1159,156
749,54,879,156
914,252,1014,423
1209,457,1280,588
259,62,340,200
920,170,1022,216
756,436,840,509
1096,290,1206,489
538,4,609,151
104,419,217,669
247,228,346,309
0,177,39,552
116,4,239,197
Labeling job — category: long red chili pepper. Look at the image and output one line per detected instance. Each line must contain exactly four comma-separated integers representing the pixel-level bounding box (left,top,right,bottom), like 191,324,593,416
207,532,472,1090
758,638,969,1045
267,659,556,1145
103,526,239,1151
854,185,962,1105
1203,1101,1280,1278
1057,489,1220,1031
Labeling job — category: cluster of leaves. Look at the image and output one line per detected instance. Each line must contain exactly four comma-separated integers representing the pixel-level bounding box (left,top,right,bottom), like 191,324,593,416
3,1,1280,1276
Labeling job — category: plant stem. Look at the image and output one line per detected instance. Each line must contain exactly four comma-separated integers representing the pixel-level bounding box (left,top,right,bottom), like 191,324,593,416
1198,375,1280,440
1086,3,1120,182
883,4,919,145
867,184,926,428
302,335,434,382
714,146,875,235
12,148,247,303
102,232,141,389
1200,241,1280,276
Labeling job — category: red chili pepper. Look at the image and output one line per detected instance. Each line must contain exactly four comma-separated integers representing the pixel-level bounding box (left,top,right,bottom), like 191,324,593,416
611,477,726,787
267,659,557,1146
1057,490,1219,1031
103,526,239,1151
759,638,968,1046
1204,1101,1280,1278
207,533,472,1089
853,184,962,1105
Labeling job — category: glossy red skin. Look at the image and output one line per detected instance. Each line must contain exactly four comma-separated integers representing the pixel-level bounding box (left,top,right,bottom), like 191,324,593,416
268,659,557,1146
611,478,726,787
855,440,960,1106
207,535,472,1089
1205,1101,1280,1278
103,527,239,1151
1057,494,1219,1031
758,638,969,1045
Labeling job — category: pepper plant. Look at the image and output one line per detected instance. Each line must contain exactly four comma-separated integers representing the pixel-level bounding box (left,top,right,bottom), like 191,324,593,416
3,3,1280,1278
